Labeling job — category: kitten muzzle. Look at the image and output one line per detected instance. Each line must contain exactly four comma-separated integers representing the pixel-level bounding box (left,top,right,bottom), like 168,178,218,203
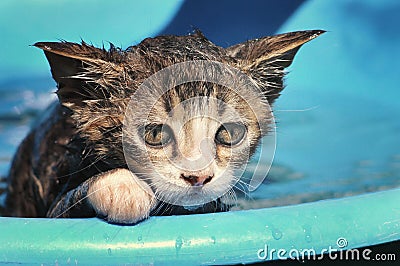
180,174,214,187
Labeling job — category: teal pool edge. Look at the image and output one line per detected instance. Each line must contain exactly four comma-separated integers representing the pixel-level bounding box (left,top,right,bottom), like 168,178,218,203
1,188,399,265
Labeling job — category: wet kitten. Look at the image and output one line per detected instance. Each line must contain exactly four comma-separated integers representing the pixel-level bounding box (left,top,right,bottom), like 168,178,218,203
4,30,323,224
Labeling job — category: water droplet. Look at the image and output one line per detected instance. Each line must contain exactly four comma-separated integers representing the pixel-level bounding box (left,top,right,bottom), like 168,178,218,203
137,235,144,246
175,236,183,253
266,225,282,240
272,229,282,240
211,236,216,244
303,225,312,243
383,221,399,232
103,233,111,242
107,248,112,256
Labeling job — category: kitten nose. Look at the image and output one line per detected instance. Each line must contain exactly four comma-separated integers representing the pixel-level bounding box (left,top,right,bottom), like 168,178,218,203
181,174,213,187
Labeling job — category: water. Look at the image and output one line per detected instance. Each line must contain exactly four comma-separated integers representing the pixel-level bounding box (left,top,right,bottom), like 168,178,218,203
236,0,400,209
1,0,399,210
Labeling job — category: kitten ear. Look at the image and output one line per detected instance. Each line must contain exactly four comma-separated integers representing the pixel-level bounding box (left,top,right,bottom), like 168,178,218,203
227,30,325,103
34,41,122,107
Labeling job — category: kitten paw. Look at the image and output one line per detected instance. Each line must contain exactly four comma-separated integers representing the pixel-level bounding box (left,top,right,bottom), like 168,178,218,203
87,168,156,224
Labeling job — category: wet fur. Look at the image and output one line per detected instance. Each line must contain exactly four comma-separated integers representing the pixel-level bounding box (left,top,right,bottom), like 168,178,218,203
3,30,324,223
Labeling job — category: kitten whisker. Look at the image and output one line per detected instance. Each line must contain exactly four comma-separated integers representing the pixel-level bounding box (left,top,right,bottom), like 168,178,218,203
275,105,320,112
55,152,110,179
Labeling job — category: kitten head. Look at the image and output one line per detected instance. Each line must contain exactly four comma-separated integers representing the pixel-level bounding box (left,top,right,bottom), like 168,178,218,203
122,61,272,206
35,30,324,207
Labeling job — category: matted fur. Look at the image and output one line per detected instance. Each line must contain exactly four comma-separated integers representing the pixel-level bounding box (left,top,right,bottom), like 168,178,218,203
4,30,324,223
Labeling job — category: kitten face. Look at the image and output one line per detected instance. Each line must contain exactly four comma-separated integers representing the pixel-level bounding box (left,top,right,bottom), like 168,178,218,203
35,30,324,208
123,74,272,206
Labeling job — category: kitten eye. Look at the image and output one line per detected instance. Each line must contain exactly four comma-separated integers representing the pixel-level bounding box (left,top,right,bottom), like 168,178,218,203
215,123,247,146
143,124,173,147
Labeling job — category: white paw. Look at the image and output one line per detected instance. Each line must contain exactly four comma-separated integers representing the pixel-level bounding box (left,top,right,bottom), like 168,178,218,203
87,168,156,224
